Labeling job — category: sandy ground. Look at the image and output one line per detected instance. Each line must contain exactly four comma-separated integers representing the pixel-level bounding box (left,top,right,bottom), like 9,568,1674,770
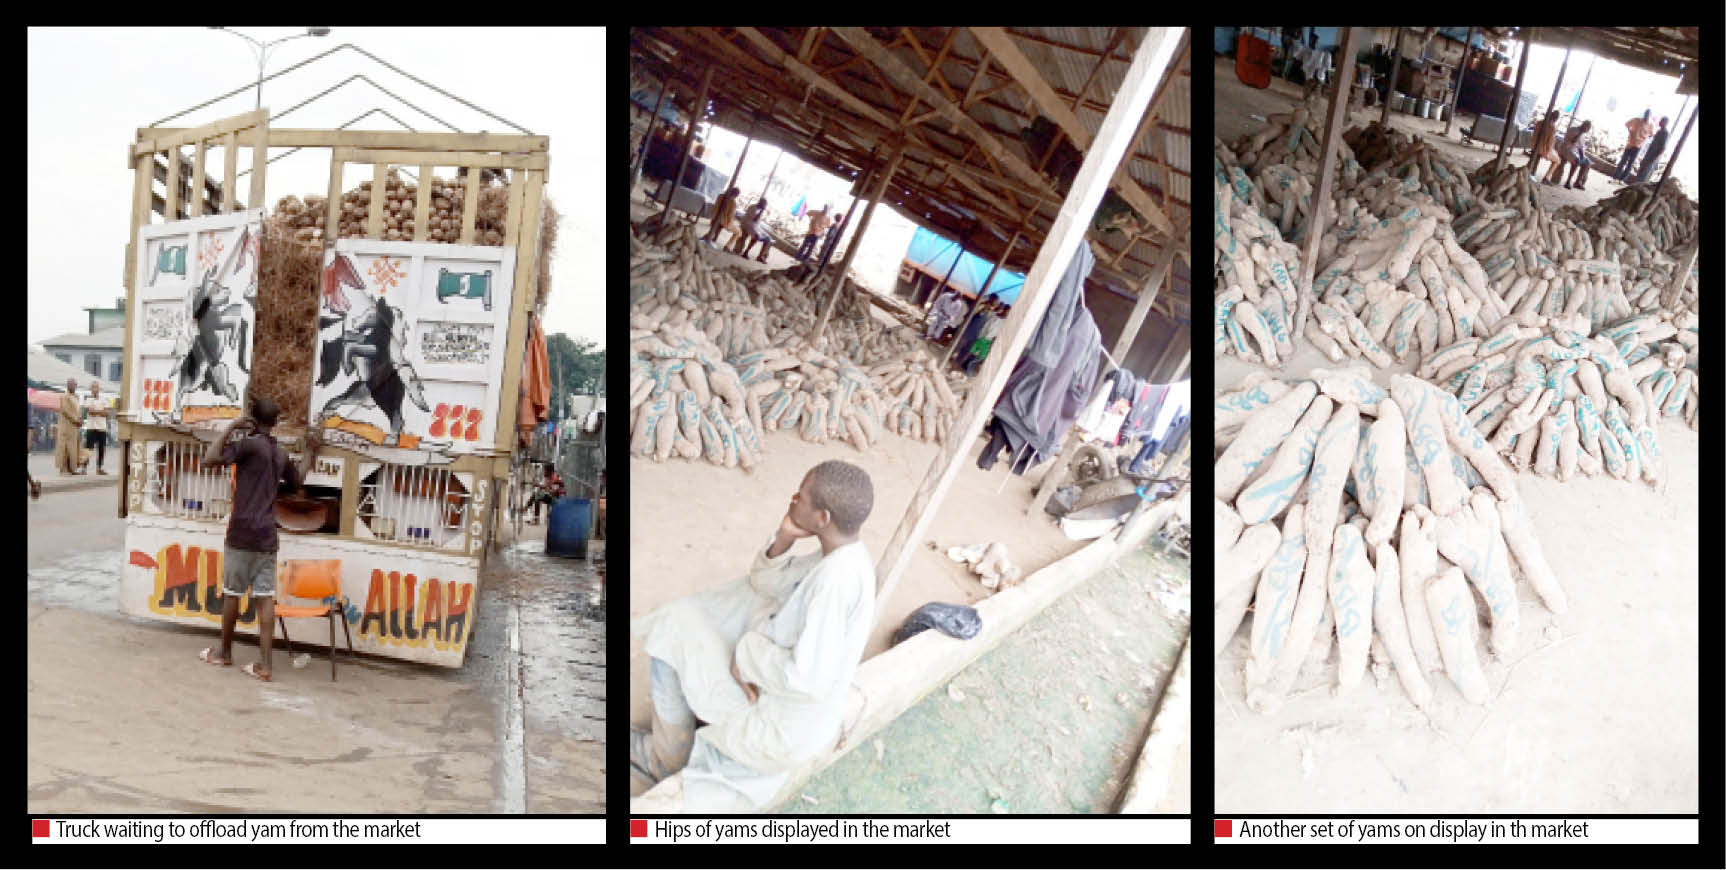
1214,346,1700,813
794,537,1191,814
628,427,1083,729
1212,57,1631,212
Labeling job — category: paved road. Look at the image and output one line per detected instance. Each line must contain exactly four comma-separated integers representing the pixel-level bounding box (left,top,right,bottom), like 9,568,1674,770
26,485,604,814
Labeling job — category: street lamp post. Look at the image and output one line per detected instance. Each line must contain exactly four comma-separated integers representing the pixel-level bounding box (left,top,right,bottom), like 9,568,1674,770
209,27,332,109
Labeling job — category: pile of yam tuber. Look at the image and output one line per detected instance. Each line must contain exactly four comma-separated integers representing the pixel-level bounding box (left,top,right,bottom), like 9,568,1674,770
627,222,972,470
1215,108,1699,490
1215,369,1567,713
271,170,513,247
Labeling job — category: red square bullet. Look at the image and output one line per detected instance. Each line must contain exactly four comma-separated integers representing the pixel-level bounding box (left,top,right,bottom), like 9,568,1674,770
630,819,648,838
32,819,49,838
1215,819,1233,838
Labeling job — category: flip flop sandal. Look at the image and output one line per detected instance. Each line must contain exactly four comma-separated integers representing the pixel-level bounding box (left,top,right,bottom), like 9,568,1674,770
199,647,232,666
242,662,272,682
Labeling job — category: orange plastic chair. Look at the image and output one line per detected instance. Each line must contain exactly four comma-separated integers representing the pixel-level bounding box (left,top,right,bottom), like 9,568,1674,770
274,559,354,681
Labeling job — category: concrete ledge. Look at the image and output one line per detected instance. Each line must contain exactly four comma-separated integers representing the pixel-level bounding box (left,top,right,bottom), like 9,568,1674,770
632,495,1186,814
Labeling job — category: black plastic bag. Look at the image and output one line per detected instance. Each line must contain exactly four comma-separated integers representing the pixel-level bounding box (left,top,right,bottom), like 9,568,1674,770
892,602,982,646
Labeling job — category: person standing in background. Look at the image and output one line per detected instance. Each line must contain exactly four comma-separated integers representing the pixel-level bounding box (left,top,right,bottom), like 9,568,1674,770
1612,110,1653,183
55,378,83,475
1633,116,1670,185
1528,110,1561,180
702,187,742,245
797,205,831,262
81,381,112,475
27,398,40,500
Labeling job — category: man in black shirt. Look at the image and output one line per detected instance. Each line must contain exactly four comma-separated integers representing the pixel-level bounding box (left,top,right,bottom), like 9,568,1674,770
196,397,319,680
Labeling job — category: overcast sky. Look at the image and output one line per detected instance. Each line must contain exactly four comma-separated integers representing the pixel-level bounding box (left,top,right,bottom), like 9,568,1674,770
27,26,604,349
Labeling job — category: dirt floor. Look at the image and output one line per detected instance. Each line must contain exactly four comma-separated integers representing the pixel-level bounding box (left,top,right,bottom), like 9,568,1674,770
1212,57,1635,212
1214,346,1700,813
794,535,1191,814
628,426,1085,729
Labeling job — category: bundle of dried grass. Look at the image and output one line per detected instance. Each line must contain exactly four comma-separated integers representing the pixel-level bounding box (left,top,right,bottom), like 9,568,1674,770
250,215,323,426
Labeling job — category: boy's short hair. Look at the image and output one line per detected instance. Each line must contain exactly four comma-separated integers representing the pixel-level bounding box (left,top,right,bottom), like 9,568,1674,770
809,460,873,536
251,396,280,428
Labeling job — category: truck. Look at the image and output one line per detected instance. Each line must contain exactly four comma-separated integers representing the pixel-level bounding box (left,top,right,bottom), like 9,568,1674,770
115,108,552,668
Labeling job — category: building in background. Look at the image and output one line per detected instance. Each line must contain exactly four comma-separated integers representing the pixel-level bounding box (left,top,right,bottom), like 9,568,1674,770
39,326,126,384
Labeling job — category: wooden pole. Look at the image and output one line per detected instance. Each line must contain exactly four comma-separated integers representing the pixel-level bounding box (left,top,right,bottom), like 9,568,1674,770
1444,26,1476,137
810,138,903,343
667,66,712,216
1493,28,1533,175
872,26,1184,614
1646,105,1696,211
1561,55,1595,133
1544,35,1573,121
938,228,1021,368
1109,240,1180,361
1380,28,1403,127
1296,26,1359,342
630,81,668,187
723,114,756,194
925,232,968,312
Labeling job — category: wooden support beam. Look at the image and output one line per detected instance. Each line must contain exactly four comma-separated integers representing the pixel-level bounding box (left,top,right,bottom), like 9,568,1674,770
1545,32,1574,121
190,140,207,218
939,226,1023,368
413,163,432,242
797,26,824,64
812,137,904,342
1494,29,1533,175
1110,240,1180,361
1444,26,1476,137
872,26,1181,614
249,119,268,219
1297,26,1360,341
668,65,713,216
221,131,238,213
1381,28,1404,127
1110,37,1190,230
1115,635,1190,813
164,146,182,221
736,27,903,133
897,27,959,127
136,126,545,156
631,82,669,186
971,27,1173,239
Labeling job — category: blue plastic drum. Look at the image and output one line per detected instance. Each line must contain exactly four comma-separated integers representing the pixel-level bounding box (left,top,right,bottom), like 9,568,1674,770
546,497,591,558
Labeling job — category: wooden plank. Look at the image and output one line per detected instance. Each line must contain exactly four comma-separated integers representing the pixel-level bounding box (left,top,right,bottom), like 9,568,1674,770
811,139,904,341
1111,239,1180,360
413,164,433,242
955,51,992,133
1109,38,1189,221
325,156,344,242
503,167,526,248
1116,635,1190,813
1296,27,1360,342
797,26,823,64
838,26,1177,239
249,119,269,219
735,27,901,133
138,127,546,155
368,161,390,239
222,132,238,212
164,146,182,221
330,148,549,171
633,530,1140,814
133,108,267,157
190,140,208,218
1381,28,1404,127
460,163,481,244
871,27,1181,614
493,168,545,455
1493,29,1533,174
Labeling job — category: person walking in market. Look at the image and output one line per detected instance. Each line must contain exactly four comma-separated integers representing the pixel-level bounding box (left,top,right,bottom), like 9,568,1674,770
797,205,831,262
1527,109,1561,180
632,460,876,811
1612,110,1654,183
27,398,40,500
702,186,742,246
195,396,320,681
81,381,112,475
1633,116,1670,185
54,378,83,475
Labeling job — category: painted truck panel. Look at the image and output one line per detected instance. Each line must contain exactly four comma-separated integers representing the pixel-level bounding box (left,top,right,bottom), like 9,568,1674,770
121,516,480,668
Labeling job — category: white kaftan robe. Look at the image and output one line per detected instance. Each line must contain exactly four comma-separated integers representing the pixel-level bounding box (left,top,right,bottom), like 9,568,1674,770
637,537,875,810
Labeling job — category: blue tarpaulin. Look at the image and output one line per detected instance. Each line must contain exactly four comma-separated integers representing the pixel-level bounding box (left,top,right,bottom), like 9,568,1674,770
630,89,684,126
904,226,1026,303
